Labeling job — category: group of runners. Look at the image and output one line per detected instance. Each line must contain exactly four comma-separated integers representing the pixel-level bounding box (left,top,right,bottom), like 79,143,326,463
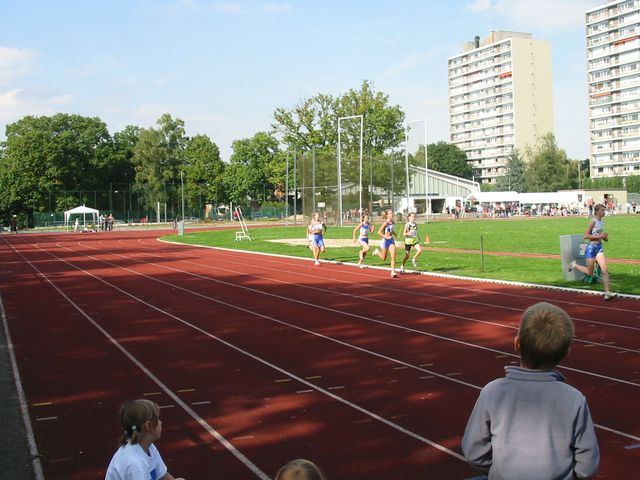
307,209,427,278
307,203,617,300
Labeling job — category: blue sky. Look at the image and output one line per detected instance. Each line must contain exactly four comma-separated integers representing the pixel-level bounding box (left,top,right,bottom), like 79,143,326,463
0,0,602,161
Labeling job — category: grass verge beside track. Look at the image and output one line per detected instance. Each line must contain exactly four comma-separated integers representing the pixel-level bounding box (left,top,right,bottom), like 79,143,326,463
164,215,640,295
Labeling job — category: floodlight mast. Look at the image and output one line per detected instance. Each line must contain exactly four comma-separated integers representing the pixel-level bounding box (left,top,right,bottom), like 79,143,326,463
337,114,364,227
404,119,428,221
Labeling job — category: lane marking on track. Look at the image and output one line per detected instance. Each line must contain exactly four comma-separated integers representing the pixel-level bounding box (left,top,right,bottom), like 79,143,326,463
32,402,52,407
0,294,45,480
44,240,640,444
625,443,640,450
275,378,292,383
24,246,472,465
143,391,162,396
6,245,271,480
160,404,175,409
99,246,640,382
178,388,195,393
191,401,211,406
26,239,640,446
118,243,640,354
296,390,314,394
327,386,345,390
167,240,640,313
446,372,463,377
304,375,321,380
353,419,373,424
393,366,408,370
35,417,58,422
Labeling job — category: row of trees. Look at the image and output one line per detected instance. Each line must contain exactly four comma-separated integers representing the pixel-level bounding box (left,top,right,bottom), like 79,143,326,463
1,80,635,226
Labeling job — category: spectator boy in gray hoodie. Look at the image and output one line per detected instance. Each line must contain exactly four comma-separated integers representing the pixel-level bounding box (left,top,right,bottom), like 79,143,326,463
461,302,599,479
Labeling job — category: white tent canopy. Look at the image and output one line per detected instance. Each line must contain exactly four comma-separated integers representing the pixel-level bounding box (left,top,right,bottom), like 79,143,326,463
64,205,100,226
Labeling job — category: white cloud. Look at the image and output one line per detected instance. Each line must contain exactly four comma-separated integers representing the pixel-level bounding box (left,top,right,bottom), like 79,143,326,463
264,2,291,13
465,0,603,31
0,47,37,86
0,88,72,124
215,2,244,14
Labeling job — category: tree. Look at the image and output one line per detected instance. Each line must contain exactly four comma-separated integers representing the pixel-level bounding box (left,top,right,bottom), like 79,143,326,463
0,113,113,221
273,80,406,196
524,133,575,192
132,114,187,214
417,142,472,179
495,150,526,192
223,132,282,205
183,134,225,212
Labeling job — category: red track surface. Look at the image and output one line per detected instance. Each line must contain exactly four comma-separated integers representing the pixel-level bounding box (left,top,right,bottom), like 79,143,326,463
1,230,638,479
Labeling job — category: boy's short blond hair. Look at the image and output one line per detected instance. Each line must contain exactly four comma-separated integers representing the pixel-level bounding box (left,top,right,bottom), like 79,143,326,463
275,459,326,480
518,302,575,369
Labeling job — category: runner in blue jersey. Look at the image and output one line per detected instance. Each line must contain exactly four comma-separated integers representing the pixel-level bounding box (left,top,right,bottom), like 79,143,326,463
307,211,326,266
352,214,374,268
372,209,398,277
568,203,616,300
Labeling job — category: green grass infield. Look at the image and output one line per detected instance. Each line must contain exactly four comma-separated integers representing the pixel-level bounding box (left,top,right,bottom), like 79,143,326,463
163,215,640,296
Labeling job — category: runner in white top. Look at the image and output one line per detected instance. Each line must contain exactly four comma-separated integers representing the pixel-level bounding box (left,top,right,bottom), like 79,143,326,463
307,212,327,266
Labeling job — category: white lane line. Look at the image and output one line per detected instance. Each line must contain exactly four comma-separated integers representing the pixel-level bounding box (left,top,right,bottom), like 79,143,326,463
7,244,270,480
36,241,640,444
0,294,45,480
162,240,640,313
117,243,640,352
90,245,640,383
27,244,470,464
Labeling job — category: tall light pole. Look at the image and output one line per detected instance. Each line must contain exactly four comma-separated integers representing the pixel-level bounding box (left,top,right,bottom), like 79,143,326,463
180,170,185,235
337,114,364,227
404,119,427,219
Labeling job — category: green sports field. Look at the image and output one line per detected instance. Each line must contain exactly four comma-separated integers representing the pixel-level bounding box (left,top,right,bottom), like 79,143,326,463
166,215,640,295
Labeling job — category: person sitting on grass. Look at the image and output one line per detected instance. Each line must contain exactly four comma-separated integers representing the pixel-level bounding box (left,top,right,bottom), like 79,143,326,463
462,302,599,480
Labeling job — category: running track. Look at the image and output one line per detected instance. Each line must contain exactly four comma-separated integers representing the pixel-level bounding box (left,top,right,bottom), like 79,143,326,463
1,230,639,479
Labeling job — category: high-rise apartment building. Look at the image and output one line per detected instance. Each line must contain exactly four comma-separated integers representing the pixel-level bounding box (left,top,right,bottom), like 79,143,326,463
448,31,554,184
586,0,640,179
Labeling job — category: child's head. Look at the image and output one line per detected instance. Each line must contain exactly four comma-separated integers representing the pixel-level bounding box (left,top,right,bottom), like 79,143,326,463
385,209,394,220
118,399,162,446
516,302,575,370
275,459,326,480
408,212,416,221
362,214,369,223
